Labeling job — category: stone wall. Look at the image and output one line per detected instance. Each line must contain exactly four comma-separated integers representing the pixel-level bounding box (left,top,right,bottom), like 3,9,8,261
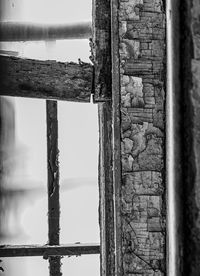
118,0,166,274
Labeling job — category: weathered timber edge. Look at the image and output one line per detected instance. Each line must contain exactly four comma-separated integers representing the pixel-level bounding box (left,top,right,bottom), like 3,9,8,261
0,56,93,102
92,0,112,101
98,102,115,276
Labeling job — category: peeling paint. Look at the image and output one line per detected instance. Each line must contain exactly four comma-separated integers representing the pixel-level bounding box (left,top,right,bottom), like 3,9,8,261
119,0,166,274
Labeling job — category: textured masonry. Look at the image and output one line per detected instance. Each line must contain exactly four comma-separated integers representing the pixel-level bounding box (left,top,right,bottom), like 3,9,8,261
118,0,166,274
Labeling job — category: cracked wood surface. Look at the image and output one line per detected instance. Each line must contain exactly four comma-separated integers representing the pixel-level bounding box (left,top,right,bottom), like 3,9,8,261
0,56,93,102
119,0,166,275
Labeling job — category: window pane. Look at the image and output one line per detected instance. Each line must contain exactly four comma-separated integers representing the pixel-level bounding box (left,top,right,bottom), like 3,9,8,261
58,102,100,243
0,97,47,244
0,39,91,62
62,255,100,276
1,257,48,276
1,255,100,276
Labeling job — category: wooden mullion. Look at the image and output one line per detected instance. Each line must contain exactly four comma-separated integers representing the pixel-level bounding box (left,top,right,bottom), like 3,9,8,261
0,244,100,258
111,0,122,275
98,102,115,276
46,100,61,276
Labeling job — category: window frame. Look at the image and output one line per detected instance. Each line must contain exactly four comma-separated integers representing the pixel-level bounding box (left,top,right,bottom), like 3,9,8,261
0,1,121,276
0,16,100,276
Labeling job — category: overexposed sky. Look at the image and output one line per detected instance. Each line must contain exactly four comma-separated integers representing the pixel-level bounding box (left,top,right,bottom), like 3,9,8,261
0,0,92,23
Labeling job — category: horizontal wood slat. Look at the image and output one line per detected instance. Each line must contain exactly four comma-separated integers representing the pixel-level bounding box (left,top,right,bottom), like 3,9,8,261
0,244,100,257
0,56,93,102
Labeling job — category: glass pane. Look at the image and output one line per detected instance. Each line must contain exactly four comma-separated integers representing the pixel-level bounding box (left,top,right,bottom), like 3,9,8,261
0,96,47,245
58,102,99,243
1,257,48,276
62,255,100,276
0,39,91,62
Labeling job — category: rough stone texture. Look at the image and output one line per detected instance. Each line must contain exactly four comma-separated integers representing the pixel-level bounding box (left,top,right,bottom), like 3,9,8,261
119,0,166,274
181,0,200,275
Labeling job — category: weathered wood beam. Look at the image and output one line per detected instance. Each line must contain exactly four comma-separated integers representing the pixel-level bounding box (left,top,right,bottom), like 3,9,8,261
0,244,100,257
0,22,92,41
0,56,93,102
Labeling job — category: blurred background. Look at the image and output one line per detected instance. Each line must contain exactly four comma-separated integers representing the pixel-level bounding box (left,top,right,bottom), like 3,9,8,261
0,0,100,275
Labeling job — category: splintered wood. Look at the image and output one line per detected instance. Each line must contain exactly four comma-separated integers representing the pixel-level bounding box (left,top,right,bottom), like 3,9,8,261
0,56,93,102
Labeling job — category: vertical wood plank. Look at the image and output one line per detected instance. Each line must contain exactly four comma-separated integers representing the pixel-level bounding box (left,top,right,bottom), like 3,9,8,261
110,0,122,275
46,100,61,276
98,102,115,276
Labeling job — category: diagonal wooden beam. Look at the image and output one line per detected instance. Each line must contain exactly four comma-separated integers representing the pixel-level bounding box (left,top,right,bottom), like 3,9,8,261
0,55,93,102
0,244,100,257
0,22,92,41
